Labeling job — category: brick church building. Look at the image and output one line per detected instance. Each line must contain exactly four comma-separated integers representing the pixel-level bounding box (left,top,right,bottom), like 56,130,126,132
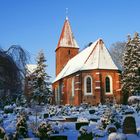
52,17,122,105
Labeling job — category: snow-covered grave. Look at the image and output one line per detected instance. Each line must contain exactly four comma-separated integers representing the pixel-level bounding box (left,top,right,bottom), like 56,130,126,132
0,103,140,139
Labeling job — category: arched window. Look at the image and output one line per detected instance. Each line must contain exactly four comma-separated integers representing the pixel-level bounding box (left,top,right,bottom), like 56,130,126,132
105,77,110,92
84,76,92,95
105,76,112,94
72,78,74,97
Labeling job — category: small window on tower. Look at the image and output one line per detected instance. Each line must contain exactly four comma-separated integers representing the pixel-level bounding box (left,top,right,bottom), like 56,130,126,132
68,50,70,55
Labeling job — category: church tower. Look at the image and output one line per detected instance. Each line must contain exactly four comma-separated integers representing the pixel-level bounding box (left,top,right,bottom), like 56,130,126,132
55,17,79,76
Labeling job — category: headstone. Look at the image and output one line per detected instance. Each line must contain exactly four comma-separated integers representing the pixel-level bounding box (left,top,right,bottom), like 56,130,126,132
44,113,49,118
90,118,98,122
123,116,137,134
89,109,95,114
76,122,89,130
125,109,134,115
49,135,67,140
65,117,77,122
78,133,93,140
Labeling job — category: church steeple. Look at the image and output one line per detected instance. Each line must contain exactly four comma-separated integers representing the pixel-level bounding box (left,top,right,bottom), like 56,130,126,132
56,17,79,51
55,17,79,76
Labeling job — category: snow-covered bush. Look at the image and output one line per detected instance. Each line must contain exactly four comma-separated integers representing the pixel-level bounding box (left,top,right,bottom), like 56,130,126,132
108,133,127,140
93,129,105,138
78,126,93,140
36,122,53,139
4,105,14,114
51,121,64,134
100,116,110,129
0,127,6,139
16,115,28,138
108,132,118,140
116,133,127,140
128,96,140,104
3,133,14,140
100,107,122,130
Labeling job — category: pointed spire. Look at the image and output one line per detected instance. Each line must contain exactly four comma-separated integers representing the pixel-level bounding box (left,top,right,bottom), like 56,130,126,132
65,8,69,20
66,16,68,20
56,17,79,50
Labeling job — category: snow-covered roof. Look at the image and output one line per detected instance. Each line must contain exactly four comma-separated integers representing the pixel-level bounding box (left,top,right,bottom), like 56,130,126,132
53,39,119,83
26,64,37,74
56,18,79,50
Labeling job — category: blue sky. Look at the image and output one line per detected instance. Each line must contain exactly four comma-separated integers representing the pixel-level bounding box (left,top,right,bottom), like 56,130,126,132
0,0,140,80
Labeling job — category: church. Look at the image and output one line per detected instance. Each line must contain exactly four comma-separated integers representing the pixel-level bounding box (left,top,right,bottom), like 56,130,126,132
52,17,122,105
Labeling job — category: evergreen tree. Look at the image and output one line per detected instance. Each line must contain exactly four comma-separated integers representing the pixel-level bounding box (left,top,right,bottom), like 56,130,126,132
32,50,51,105
122,33,140,103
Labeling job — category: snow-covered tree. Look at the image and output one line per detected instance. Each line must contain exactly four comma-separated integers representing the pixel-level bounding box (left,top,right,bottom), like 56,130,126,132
32,50,51,105
122,33,140,103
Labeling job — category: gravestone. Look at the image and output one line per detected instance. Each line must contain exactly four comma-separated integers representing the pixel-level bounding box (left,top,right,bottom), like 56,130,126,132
90,118,98,122
124,109,134,115
43,113,49,118
76,122,89,130
123,116,137,134
49,135,67,140
65,117,77,122
78,133,93,140
89,109,95,114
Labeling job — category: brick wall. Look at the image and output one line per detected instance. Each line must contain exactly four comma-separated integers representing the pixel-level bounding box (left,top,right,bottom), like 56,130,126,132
52,69,121,106
55,47,79,76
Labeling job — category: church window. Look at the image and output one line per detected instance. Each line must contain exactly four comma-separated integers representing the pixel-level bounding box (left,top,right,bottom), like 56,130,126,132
72,78,74,97
84,75,92,95
105,76,113,94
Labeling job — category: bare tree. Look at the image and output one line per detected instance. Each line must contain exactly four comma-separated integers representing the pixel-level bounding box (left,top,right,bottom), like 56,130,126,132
0,45,29,106
109,41,126,69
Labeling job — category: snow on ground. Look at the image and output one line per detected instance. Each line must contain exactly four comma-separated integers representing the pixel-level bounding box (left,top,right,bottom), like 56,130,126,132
0,104,140,139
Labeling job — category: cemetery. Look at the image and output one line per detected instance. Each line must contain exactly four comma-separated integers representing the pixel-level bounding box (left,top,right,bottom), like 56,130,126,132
0,101,140,140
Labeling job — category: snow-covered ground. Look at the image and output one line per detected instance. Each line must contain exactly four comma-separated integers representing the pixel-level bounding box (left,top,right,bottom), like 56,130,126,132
0,103,140,140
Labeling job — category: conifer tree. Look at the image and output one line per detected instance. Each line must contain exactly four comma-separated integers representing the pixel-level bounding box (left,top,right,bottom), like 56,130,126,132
122,33,140,103
32,50,51,105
